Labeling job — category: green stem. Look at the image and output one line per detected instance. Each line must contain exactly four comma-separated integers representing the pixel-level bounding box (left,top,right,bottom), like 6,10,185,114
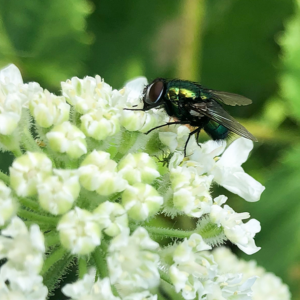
42,247,74,295
78,257,88,279
12,147,23,157
92,245,109,278
130,224,194,239
41,245,69,276
18,197,40,211
21,127,42,152
159,269,172,286
0,170,9,185
92,242,119,296
44,232,60,248
18,209,59,226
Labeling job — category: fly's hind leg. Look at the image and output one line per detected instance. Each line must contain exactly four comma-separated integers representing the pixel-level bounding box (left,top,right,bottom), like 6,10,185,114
195,128,202,146
184,127,201,157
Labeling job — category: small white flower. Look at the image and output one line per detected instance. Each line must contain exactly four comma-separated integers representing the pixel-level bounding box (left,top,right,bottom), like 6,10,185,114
210,138,265,202
187,139,227,175
0,181,17,225
122,183,163,221
0,64,42,135
62,75,112,114
0,217,45,274
0,84,24,135
0,64,23,90
10,152,52,197
118,153,160,185
0,271,48,300
37,169,80,215
119,77,166,132
159,125,198,154
62,269,119,300
169,234,216,300
213,247,291,300
46,121,87,159
203,273,255,300
79,150,127,195
107,227,160,292
81,107,120,140
0,265,48,299
210,195,261,255
29,90,70,128
57,207,101,255
170,166,213,217
93,201,128,236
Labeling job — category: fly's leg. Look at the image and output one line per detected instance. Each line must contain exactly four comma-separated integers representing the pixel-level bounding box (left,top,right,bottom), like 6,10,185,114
145,121,187,135
184,127,201,157
195,128,202,146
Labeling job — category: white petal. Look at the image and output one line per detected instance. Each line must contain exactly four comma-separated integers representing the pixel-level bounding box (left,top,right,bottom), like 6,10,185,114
219,171,265,202
219,138,253,167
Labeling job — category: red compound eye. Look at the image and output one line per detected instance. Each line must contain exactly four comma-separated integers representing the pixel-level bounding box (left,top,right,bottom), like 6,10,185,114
144,80,164,104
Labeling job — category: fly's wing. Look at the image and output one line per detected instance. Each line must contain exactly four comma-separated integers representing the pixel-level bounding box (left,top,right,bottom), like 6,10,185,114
190,101,257,141
209,90,252,106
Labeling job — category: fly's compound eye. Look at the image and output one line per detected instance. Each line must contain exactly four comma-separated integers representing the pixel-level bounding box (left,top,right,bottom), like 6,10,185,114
144,80,164,105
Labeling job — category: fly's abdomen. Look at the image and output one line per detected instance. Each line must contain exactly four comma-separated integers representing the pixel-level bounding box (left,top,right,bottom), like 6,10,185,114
204,120,229,140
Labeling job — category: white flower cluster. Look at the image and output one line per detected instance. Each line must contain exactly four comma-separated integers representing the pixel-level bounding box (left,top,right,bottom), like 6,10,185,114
0,64,281,300
213,247,291,300
0,217,47,300
168,234,256,300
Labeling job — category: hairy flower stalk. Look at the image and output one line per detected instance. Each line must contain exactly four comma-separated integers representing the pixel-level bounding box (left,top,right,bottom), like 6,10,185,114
0,64,290,300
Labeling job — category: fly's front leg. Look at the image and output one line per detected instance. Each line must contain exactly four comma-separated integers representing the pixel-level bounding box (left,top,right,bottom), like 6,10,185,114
145,121,187,135
184,127,201,157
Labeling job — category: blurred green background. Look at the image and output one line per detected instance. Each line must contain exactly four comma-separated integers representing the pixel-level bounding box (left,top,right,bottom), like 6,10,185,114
1,0,300,298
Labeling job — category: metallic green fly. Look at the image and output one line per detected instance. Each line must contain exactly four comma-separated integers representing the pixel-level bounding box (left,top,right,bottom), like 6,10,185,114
128,78,257,156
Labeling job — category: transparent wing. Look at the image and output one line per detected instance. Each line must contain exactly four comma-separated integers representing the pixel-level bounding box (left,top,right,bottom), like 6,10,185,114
190,101,257,141
209,90,252,106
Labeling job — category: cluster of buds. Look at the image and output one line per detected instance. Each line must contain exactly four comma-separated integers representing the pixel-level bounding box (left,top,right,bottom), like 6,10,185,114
0,64,290,300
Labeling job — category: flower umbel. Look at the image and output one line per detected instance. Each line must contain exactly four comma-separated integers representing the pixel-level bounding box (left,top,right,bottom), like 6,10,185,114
0,64,279,300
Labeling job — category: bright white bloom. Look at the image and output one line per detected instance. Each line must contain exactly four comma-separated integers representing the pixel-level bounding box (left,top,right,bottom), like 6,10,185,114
37,169,80,215
187,140,226,175
0,217,45,274
203,273,255,300
122,183,163,221
188,138,265,202
119,77,166,132
0,181,17,225
107,227,160,292
169,234,216,299
81,107,120,140
93,201,128,236
212,138,265,202
214,247,291,300
62,269,119,300
0,271,48,300
170,166,213,217
118,153,160,185
10,152,52,197
159,125,198,154
0,65,25,135
62,75,112,114
168,151,184,169
210,195,261,254
79,150,127,195
46,121,87,159
0,64,23,91
57,207,101,255
123,291,157,300
29,90,70,128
